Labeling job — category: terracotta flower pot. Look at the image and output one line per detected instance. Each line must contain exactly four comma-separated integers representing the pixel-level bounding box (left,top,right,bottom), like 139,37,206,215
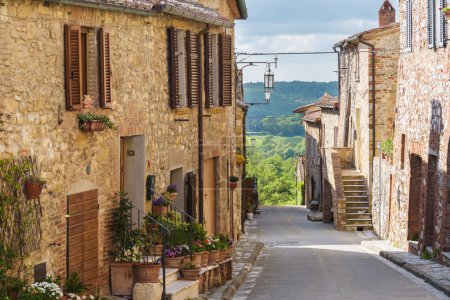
169,192,178,200
225,246,233,259
201,251,209,267
8,292,18,300
229,181,238,190
25,181,42,199
152,205,168,216
191,253,202,268
181,267,201,281
134,262,161,283
165,256,183,268
218,249,227,262
80,120,106,132
182,255,191,265
208,250,219,265
110,262,134,297
149,244,163,256
59,296,68,300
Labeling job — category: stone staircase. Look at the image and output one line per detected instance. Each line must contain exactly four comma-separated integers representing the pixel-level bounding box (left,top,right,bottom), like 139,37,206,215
342,170,373,231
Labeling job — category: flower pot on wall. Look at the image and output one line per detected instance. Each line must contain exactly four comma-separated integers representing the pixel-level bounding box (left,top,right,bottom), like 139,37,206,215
25,182,43,199
201,251,209,267
169,192,178,200
229,182,238,190
134,262,160,283
181,267,201,281
208,250,220,265
165,257,183,268
110,262,134,297
80,120,106,132
152,205,168,216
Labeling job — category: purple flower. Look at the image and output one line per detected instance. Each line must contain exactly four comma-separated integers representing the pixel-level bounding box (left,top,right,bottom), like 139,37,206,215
152,196,166,207
165,246,183,258
167,184,177,193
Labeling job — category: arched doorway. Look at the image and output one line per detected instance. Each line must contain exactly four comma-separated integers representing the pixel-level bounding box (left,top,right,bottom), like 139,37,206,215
408,154,421,241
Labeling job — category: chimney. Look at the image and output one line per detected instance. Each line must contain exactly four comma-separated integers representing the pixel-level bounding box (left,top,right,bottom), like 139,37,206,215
379,0,395,27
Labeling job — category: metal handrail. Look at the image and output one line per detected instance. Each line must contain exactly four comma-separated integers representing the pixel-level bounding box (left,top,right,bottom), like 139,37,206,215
130,204,170,300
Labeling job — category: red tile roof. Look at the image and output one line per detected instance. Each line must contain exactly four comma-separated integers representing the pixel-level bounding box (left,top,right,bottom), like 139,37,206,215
302,110,321,123
293,93,338,113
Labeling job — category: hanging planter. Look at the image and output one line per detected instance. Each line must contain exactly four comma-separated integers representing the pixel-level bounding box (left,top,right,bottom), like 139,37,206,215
166,184,178,199
229,176,239,190
77,112,117,132
24,176,46,199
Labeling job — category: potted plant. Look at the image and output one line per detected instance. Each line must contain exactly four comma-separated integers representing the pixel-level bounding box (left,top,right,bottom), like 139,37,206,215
63,272,89,298
77,112,117,132
180,262,201,281
133,229,161,284
235,154,246,166
143,221,163,256
246,202,254,220
166,184,178,200
5,276,25,300
192,240,206,268
219,234,234,259
109,193,141,297
152,195,169,216
20,281,64,300
204,239,219,265
164,246,184,268
213,236,228,262
229,176,239,190
24,175,46,199
381,137,393,162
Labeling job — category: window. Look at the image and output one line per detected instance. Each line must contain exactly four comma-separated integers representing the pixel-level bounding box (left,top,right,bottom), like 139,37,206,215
64,25,111,110
428,0,447,48
405,0,412,51
354,48,360,82
401,134,406,169
169,28,200,109
204,32,233,108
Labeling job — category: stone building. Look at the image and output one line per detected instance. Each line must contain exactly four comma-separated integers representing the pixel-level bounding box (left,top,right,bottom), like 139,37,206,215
385,0,450,263
293,93,339,212
0,0,247,293
323,0,399,231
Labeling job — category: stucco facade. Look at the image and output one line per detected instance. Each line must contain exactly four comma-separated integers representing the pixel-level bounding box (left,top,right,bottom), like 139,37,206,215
0,0,246,291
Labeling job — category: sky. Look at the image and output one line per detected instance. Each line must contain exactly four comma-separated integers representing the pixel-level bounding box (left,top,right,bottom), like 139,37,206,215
235,0,399,83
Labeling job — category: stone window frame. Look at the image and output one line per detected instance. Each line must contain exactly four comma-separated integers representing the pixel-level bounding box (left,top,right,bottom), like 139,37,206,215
405,0,413,52
428,0,447,49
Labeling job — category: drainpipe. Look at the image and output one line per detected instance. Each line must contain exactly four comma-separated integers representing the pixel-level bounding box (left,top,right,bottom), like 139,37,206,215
358,39,376,182
242,106,248,233
333,46,341,106
198,25,210,224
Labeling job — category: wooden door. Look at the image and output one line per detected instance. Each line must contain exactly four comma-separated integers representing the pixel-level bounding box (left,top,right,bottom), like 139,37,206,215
203,159,216,236
67,189,99,288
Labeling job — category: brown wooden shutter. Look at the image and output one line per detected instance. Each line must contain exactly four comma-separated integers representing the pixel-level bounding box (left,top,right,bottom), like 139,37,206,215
186,172,197,219
219,34,233,106
99,28,112,108
168,27,180,109
186,31,199,107
64,25,82,110
204,32,213,108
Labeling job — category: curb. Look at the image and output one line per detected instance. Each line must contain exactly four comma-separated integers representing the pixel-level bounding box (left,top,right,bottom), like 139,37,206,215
221,242,264,300
379,251,450,297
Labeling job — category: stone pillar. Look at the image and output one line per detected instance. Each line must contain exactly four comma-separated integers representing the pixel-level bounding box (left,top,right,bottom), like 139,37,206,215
133,283,162,300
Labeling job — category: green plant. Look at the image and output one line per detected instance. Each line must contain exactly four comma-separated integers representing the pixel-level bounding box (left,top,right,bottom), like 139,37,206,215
20,281,63,300
181,262,197,270
109,193,142,262
433,247,440,260
0,243,19,298
26,174,46,185
421,249,432,260
77,112,117,130
442,7,450,12
381,137,393,157
229,176,239,182
64,272,89,295
246,202,253,213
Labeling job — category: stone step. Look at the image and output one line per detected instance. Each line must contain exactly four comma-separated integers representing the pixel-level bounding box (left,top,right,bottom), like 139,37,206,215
346,201,369,207
345,224,373,231
344,190,367,196
166,280,199,300
343,180,366,186
346,218,373,225
342,175,365,180
342,184,366,189
161,268,180,285
346,212,372,218
346,207,370,213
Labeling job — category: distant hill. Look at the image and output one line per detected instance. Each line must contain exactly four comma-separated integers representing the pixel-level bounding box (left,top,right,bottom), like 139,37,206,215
244,81,338,136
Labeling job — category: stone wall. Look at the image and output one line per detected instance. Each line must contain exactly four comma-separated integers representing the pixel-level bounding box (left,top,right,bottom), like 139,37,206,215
391,0,450,255
304,121,321,207
0,0,242,290
372,157,393,239
321,108,339,149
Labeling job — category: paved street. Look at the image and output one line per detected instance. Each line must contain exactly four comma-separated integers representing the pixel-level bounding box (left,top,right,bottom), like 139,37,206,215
240,206,447,300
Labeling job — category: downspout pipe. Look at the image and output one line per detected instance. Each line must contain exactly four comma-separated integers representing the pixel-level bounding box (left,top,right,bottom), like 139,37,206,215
358,38,376,181
333,46,341,106
198,24,210,224
44,0,156,16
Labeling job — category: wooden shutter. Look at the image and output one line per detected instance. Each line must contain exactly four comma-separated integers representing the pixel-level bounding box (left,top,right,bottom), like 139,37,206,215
439,0,447,47
186,31,199,107
100,28,112,108
204,32,213,108
219,34,233,106
428,0,436,48
67,189,99,288
186,172,197,219
406,0,412,51
64,25,82,110
168,27,180,109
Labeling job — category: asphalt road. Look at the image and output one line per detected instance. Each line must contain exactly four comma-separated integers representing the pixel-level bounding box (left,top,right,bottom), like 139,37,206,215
245,206,446,300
